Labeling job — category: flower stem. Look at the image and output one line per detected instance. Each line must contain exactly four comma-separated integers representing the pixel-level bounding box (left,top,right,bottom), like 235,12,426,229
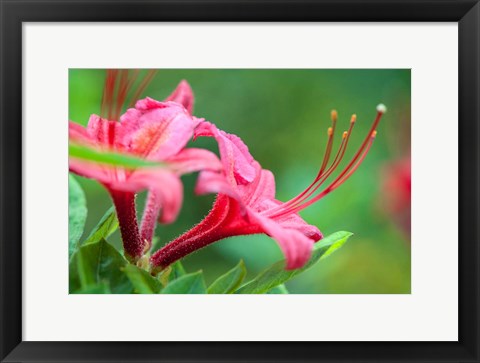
110,190,145,263
140,190,161,250
150,197,230,272
149,196,261,273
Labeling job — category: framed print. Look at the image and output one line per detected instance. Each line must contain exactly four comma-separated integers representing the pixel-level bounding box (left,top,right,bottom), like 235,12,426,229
1,0,479,362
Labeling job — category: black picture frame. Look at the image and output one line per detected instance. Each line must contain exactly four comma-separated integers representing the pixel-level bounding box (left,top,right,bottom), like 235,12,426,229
1,0,479,362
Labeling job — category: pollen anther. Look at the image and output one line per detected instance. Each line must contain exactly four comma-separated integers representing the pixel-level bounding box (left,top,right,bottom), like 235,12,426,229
331,110,338,122
376,103,387,114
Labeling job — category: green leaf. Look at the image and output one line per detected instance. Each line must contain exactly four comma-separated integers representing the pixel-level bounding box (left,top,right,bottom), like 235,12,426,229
70,239,132,294
235,231,353,294
161,271,207,294
158,261,187,287
83,207,118,245
69,174,87,259
69,142,162,169
72,282,111,294
208,260,247,294
267,284,289,294
123,264,162,294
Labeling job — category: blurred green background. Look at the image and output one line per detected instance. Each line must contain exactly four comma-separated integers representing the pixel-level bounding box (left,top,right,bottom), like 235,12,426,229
69,69,411,294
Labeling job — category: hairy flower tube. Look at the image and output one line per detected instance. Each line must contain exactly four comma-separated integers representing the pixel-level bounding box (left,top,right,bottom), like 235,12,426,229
150,105,387,272
69,71,221,262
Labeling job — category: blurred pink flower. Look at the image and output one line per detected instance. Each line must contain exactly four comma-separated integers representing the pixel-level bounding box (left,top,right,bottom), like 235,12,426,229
150,105,387,271
381,156,411,237
69,71,221,261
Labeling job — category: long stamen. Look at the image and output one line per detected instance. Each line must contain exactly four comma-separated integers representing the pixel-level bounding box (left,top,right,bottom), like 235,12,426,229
287,114,357,208
272,129,348,215
113,70,131,121
128,70,158,108
101,70,118,120
286,130,378,214
272,113,356,214
317,110,338,176
269,105,385,219
100,69,157,122
285,130,351,211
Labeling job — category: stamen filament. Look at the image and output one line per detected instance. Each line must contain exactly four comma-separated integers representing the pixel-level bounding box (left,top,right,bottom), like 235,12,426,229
101,69,119,120
267,107,384,219
113,70,131,121
271,114,357,215
317,110,338,176
128,70,158,108
101,69,157,122
285,130,377,214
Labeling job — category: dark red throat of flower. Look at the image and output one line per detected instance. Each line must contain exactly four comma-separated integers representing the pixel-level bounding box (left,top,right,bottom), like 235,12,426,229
101,69,157,122
266,104,387,219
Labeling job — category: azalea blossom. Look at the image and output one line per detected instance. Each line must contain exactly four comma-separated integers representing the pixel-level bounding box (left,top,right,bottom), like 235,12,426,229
69,71,221,261
381,155,411,237
150,105,387,271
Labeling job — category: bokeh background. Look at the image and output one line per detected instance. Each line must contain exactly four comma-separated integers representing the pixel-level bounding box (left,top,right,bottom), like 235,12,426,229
69,69,411,294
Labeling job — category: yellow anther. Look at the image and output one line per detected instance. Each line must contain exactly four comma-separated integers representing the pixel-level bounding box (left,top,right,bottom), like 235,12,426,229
342,131,348,139
351,114,357,123
331,110,338,122
327,127,333,136
372,130,378,138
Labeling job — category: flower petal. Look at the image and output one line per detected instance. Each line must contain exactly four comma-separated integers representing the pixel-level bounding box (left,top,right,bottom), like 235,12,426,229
109,169,183,224
276,214,323,241
241,168,276,208
195,170,242,201
120,100,199,160
167,148,222,175
69,121,92,145
69,158,113,184
257,199,323,241
165,80,194,114
194,122,256,186
251,212,315,270
86,115,121,146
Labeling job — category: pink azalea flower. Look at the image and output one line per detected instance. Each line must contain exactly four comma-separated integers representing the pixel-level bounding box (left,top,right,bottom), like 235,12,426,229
69,70,221,261
150,105,387,271
381,155,411,237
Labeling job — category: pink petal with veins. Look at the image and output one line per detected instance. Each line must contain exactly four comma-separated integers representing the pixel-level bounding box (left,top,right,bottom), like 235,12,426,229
69,158,112,185
86,115,120,145
165,80,194,114
120,100,199,161
195,170,242,201
69,121,93,145
194,122,256,185
251,213,315,270
167,148,222,174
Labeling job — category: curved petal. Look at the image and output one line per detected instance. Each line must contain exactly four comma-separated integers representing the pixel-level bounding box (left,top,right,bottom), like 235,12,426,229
167,148,222,175
165,80,194,114
257,199,323,241
275,214,323,241
195,170,241,201
194,122,256,186
69,158,113,185
241,168,276,208
120,100,199,161
252,213,315,270
86,114,121,146
69,121,92,145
